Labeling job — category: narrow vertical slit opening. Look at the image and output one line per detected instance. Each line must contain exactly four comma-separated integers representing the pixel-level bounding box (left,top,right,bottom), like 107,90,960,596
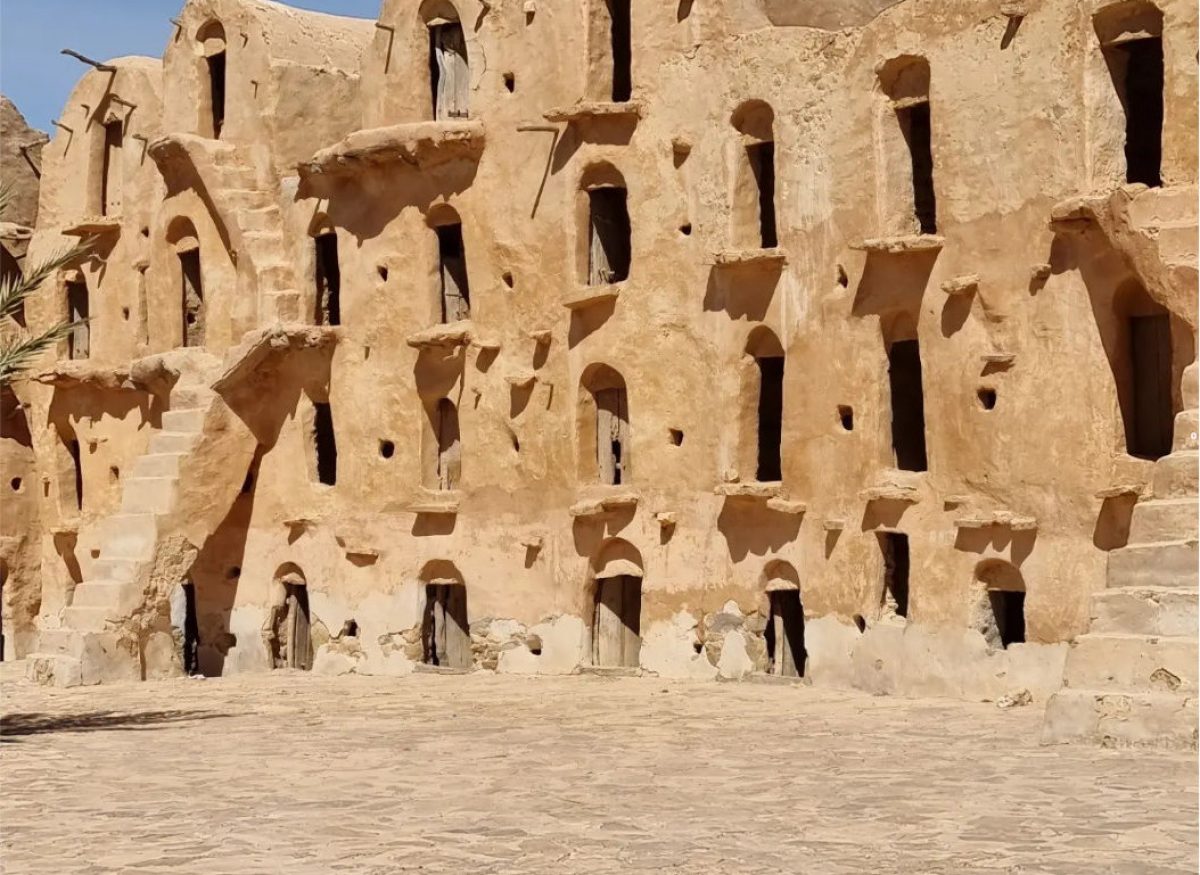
437,223,470,322
314,233,341,326
312,402,337,486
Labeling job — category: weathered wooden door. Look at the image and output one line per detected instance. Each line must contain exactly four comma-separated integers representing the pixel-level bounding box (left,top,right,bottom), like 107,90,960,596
424,583,471,669
437,224,470,323
180,249,205,347
588,188,631,285
593,575,641,667
102,120,123,217
595,387,629,485
66,281,89,360
432,24,469,120
285,583,313,671
767,589,805,677
1130,313,1172,459
436,400,461,490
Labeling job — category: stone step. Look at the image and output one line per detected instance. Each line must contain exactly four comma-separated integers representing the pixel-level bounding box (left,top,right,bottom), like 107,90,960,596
223,189,273,210
132,452,187,478
1127,185,1197,227
1062,633,1197,694
100,513,160,560
1154,450,1197,498
24,654,84,688
170,386,216,409
61,605,119,632
241,230,285,251
1108,539,1198,589
70,580,140,614
120,476,178,514
90,556,144,584
33,628,87,657
1173,409,1198,452
1041,688,1197,750
148,431,200,454
1129,498,1197,543
161,407,208,432
1091,587,1199,636
238,206,281,233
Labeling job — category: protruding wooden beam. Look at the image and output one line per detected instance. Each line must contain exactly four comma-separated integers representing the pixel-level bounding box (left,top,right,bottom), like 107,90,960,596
60,49,116,72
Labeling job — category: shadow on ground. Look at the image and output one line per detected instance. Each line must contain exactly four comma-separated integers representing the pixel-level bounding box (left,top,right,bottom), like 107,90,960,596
1,710,230,741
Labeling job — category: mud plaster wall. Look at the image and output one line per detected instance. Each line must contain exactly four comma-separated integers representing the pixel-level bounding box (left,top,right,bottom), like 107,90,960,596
13,0,1199,698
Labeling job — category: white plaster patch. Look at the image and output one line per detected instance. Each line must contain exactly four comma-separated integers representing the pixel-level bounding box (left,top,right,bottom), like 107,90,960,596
640,612,717,680
717,630,753,680
497,614,585,675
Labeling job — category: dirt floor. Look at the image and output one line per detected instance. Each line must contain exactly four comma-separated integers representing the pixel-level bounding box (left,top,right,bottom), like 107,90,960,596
1,663,1196,874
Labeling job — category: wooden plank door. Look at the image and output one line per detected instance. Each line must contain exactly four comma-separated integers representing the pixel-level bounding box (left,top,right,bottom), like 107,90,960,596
443,584,471,669
594,577,624,666
595,388,628,485
620,575,642,667
1131,314,1172,459
285,584,312,671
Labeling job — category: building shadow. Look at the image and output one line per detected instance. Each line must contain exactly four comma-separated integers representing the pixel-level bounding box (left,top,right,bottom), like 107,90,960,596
1,709,229,742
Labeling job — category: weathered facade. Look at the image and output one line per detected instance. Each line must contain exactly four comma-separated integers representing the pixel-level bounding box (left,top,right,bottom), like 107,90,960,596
7,0,1197,747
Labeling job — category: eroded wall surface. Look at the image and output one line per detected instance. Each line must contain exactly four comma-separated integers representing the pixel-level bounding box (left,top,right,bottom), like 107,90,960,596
12,0,1198,702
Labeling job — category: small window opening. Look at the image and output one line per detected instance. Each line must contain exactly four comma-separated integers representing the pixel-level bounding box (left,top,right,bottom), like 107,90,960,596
423,583,471,668
764,589,806,677
838,405,854,431
226,566,241,579
66,280,90,360
988,590,1026,649
879,532,910,619
668,428,684,446
100,119,123,217
587,187,632,285
339,619,359,638
429,22,469,120
896,101,937,234
108,466,119,483
679,223,692,236
676,0,694,22
179,248,205,348
437,223,470,322
836,264,849,288
68,438,83,512
501,270,514,289
887,339,928,472
977,387,997,410
595,387,629,485
314,233,341,326
10,477,22,492
755,357,784,481
379,439,395,459
377,264,389,282
853,614,867,633
207,51,227,139
312,402,337,486
435,399,461,490
1108,36,1163,187
121,306,130,321
503,72,515,92
593,575,641,667
609,0,632,101
746,142,778,248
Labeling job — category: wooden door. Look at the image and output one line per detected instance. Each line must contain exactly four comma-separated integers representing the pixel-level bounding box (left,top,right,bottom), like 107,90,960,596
285,584,313,671
595,388,629,485
424,584,471,669
768,590,805,677
594,575,641,667
433,24,469,120
436,400,461,490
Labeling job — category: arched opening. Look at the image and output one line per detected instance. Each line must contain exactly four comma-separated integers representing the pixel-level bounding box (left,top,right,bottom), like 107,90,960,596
423,2,469,120
64,272,89,360
197,21,227,139
579,363,629,485
269,564,312,670
423,397,461,490
586,0,632,102
877,55,936,234
579,162,631,286
1095,2,1164,187
54,423,83,515
419,560,470,668
973,560,1026,649
743,327,784,482
591,539,643,668
428,206,470,322
731,101,777,249
311,220,341,326
167,218,205,348
100,117,123,217
762,560,805,677
1112,281,1177,459
876,532,910,620
882,313,928,472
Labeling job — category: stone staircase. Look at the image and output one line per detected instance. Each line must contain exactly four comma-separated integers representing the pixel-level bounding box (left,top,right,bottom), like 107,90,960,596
26,381,221,687
1042,365,1198,749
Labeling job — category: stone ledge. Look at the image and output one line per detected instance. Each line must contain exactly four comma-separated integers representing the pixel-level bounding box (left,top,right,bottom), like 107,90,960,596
406,321,472,349
570,490,640,518
544,100,644,123
954,511,1037,531
404,491,462,515
300,120,485,178
852,234,944,254
562,284,621,310
710,247,788,268
714,482,782,499
941,274,979,295
62,215,121,238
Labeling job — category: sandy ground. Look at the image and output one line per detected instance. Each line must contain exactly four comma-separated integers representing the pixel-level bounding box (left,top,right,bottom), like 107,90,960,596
1,663,1196,874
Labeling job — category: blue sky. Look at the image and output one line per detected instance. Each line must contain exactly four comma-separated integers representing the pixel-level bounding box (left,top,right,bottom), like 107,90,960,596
0,0,381,132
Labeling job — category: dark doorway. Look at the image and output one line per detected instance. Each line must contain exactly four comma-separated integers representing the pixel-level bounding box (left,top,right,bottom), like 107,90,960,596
68,437,83,512
422,583,471,668
207,51,226,139
314,233,341,326
182,582,200,675
1111,37,1163,187
879,532,910,618
747,142,777,248
272,583,312,670
595,387,629,485
1128,313,1173,459
437,223,470,322
609,0,632,102
756,356,784,481
313,402,337,486
765,589,805,677
988,589,1026,649
66,281,89,360
588,187,632,285
593,574,641,667
101,120,123,217
887,339,928,472
179,248,205,347
898,102,937,234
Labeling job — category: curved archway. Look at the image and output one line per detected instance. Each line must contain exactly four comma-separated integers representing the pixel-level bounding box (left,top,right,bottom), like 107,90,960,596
730,100,777,249
972,559,1026,650
740,328,784,482
196,21,227,138
427,205,470,322
268,563,312,670
578,163,631,286
166,217,205,348
418,558,470,668
579,364,629,485
876,54,936,235
590,538,643,668
761,559,805,677
1093,1,1164,186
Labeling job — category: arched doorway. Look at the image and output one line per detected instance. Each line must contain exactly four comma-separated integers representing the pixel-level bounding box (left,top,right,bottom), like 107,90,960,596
419,560,471,669
763,560,805,677
269,564,313,670
591,539,643,668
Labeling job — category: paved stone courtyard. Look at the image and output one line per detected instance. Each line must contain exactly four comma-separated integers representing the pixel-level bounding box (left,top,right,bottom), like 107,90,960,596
1,665,1196,874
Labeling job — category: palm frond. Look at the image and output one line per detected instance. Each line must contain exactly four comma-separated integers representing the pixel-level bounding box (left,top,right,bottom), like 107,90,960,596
0,239,94,321
0,320,81,384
